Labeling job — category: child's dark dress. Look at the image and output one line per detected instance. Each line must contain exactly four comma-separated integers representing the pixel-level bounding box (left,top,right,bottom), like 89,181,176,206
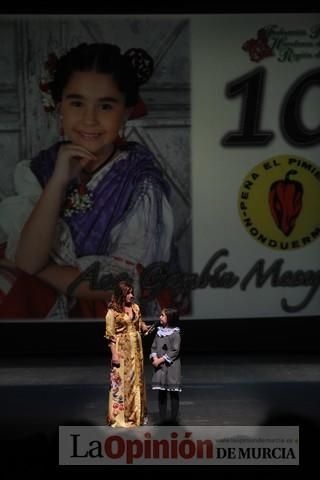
150,326,181,391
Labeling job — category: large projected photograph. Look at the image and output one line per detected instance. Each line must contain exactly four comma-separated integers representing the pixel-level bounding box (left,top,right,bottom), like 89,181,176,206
0,13,319,323
0,16,191,321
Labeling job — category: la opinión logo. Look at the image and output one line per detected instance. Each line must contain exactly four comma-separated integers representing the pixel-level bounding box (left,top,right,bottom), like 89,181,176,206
62,428,214,465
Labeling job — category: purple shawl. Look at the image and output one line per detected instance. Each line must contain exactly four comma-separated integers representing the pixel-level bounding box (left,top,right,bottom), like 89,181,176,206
30,141,170,256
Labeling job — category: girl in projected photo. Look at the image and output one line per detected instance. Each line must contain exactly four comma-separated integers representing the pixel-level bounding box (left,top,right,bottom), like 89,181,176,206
0,42,174,320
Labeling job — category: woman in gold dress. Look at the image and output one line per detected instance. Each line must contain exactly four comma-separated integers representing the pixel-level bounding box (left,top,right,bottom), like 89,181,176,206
105,280,150,427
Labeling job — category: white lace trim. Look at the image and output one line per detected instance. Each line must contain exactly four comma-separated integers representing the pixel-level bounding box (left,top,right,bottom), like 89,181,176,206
156,326,180,337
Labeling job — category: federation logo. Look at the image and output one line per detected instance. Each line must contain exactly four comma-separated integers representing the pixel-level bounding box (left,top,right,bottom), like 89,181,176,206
238,155,320,250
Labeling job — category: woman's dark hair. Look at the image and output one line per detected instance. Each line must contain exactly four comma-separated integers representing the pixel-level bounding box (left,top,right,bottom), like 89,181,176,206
108,280,134,312
51,43,153,107
162,307,180,328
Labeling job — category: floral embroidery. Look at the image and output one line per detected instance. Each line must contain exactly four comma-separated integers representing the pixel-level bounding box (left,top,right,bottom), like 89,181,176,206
62,183,93,218
111,368,122,388
110,368,124,417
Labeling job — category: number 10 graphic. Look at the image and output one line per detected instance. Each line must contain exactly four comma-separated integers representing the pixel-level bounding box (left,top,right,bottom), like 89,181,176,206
221,66,320,147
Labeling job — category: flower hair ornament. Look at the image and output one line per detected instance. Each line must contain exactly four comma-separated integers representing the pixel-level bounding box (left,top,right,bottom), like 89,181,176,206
124,48,153,86
39,52,59,113
39,46,154,118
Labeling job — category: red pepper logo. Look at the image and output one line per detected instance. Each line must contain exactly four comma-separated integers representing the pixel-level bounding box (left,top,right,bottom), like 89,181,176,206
268,170,303,236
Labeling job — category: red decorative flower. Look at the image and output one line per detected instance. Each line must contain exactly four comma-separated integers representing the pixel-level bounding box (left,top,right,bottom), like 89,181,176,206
78,184,87,195
242,28,274,63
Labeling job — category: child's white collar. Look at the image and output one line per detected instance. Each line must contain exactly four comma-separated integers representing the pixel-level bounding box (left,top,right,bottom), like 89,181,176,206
156,326,180,337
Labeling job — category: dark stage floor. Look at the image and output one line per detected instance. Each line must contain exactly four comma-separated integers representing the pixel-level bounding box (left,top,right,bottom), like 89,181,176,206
1,353,320,473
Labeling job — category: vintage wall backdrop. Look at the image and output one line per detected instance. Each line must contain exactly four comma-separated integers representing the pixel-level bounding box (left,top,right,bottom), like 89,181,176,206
0,15,191,281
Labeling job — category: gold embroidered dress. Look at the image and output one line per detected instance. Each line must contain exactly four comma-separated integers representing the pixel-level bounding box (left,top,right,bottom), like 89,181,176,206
105,303,147,427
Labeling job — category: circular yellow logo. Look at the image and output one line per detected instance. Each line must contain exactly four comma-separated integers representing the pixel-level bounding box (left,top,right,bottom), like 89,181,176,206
238,155,320,250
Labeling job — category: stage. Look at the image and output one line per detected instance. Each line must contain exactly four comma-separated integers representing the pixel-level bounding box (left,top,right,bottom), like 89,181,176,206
1,352,319,473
